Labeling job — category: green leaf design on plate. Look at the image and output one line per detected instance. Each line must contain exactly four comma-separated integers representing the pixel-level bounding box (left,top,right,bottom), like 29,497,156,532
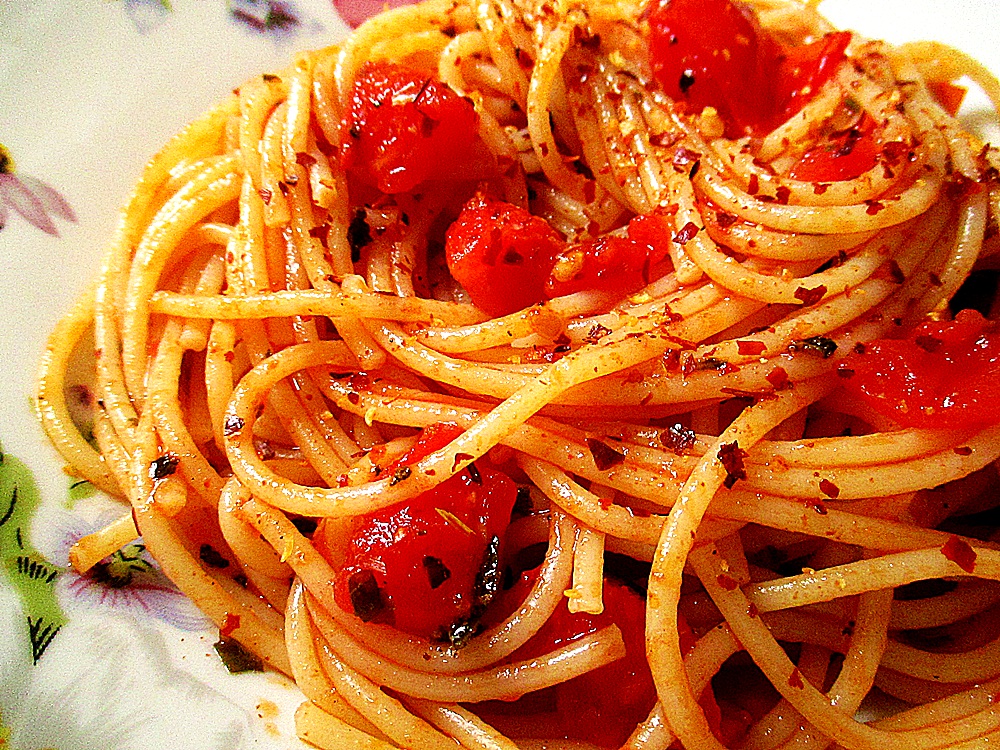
0,443,68,663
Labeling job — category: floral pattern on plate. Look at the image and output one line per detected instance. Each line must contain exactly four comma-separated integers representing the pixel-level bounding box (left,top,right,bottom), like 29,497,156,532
0,145,75,238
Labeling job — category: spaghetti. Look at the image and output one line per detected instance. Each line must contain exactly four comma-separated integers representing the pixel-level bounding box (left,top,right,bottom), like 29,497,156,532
35,0,1000,747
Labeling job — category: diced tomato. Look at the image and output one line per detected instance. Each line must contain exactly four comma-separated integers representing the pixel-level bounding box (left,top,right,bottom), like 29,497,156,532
773,32,852,124
315,423,517,638
445,194,564,317
475,576,722,748
544,213,674,298
341,62,478,194
788,113,880,182
647,0,850,136
841,309,1000,429
445,197,675,314
927,80,968,117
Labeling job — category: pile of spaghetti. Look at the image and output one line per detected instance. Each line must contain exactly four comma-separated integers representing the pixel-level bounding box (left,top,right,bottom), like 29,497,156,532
36,0,1000,746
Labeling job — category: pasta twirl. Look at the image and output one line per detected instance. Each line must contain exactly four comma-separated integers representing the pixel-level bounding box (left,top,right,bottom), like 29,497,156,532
35,0,1000,747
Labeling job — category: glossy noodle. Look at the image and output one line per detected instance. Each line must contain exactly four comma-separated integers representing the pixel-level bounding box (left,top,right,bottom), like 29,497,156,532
35,0,1000,747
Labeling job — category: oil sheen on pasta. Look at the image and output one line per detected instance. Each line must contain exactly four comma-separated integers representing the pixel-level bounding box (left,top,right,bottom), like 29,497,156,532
35,0,1000,747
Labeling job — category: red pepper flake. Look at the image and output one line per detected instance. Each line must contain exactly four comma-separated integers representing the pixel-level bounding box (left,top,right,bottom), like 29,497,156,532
716,573,740,591
586,438,626,471
347,392,361,405
737,340,767,356
673,221,700,245
649,131,681,148
585,323,612,344
337,473,349,487
766,367,790,390
539,142,550,157
929,272,943,287
865,200,885,215
813,183,830,195
716,210,738,228
818,479,840,499
672,147,702,173
220,612,241,638
941,535,977,573
598,496,613,510
295,152,317,167
149,452,180,481
308,223,331,249
788,668,804,689
583,180,596,204
660,422,696,454
794,285,827,306
223,415,245,437
718,441,748,489
954,446,973,456
881,141,910,166
836,365,855,379
747,174,760,196
258,188,273,205
774,186,791,205
747,602,759,618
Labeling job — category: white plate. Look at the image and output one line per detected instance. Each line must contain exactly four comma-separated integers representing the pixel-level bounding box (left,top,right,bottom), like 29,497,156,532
0,1,996,747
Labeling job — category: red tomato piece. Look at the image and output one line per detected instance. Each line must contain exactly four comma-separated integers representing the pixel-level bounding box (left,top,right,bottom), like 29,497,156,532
315,424,517,639
647,0,850,135
341,61,478,194
476,576,722,748
445,194,564,317
841,309,1000,430
788,113,880,182
927,80,968,117
648,0,775,137
544,213,674,298
773,32,852,124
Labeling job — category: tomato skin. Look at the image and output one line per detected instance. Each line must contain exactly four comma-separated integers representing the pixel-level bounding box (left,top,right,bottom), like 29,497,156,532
648,0,774,137
476,577,721,748
316,423,517,638
773,32,852,124
341,62,478,194
788,113,880,182
647,0,850,136
842,310,1000,430
445,195,564,317
544,213,674,298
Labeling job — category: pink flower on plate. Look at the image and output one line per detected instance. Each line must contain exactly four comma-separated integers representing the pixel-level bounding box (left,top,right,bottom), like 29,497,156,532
331,0,416,28
0,144,76,236
51,511,209,632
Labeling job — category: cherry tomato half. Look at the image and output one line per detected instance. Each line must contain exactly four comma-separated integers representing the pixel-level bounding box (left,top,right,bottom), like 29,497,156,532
648,0,850,136
315,423,517,638
341,62,479,194
841,309,1000,430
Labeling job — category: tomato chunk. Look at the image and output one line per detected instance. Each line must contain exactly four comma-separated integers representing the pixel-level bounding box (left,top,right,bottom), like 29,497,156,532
341,62,478,194
445,194,564,317
773,32,852,124
647,0,850,135
475,576,722,748
841,309,1000,429
789,113,880,182
316,424,517,639
446,197,675,315
545,213,674,298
